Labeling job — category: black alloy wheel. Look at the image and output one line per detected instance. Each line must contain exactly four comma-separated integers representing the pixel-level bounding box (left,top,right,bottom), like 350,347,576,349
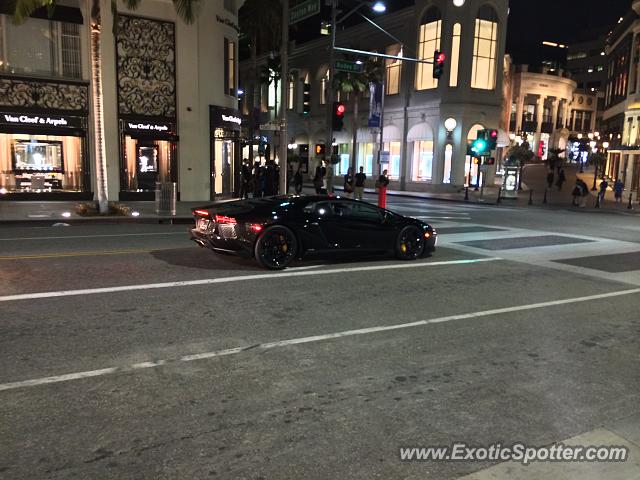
395,225,425,260
254,225,298,270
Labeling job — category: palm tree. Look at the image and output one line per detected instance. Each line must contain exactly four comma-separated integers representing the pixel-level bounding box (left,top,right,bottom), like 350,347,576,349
333,56,383,172
12,0,200,213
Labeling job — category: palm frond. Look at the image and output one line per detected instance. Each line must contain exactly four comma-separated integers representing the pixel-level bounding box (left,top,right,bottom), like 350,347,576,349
11,0,54,24
171,0,201,24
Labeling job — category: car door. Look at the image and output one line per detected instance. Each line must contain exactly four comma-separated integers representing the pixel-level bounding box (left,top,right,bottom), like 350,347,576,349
325,200,388,251
299,201,335,252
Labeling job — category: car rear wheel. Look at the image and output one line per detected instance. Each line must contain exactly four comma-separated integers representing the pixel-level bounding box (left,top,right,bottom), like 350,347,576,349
395,225,425,260
254,225,298,270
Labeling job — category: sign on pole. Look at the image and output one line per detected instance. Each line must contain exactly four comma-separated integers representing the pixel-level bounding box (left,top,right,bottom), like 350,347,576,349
289,0,320,24
334,60,363,73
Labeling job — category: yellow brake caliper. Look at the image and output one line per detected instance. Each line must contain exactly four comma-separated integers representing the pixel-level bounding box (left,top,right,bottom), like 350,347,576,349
279,235,288,253
400,243,407,253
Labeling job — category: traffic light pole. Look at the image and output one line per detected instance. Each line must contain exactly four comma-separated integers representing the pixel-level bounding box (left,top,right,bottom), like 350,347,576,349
326,0,337,170
279,0,289,194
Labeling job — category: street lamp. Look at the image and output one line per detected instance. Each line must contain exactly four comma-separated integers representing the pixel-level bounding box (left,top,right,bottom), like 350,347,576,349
588,132,594,140
372,1,386,12
453,0,465,6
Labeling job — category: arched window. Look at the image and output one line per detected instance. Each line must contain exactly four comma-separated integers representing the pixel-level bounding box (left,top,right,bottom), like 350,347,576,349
416,7,442,90
320,69,329,104
471,5,498,90
450,23,461,87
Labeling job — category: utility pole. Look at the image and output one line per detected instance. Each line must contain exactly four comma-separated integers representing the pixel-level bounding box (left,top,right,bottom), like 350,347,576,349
279,0,289,194
326,0,337,169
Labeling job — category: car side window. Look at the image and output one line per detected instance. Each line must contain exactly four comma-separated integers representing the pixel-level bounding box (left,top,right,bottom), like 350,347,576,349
349,202,383,222
330,201,353,218
303,201,332,217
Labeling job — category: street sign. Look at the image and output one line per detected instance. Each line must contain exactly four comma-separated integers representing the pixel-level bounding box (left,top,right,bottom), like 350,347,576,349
289,0,320,24
335,60,363,73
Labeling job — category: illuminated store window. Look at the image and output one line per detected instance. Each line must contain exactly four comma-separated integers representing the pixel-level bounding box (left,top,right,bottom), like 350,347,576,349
357,143,374,176
412,140,434,181
416,7,441,90
471,6,498,90
382,141,401,179
386,44,402,95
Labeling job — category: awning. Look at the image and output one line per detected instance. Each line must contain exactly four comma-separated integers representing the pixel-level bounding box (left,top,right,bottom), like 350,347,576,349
356,127,376,143
406,122,434,142
0,5,84,24
497,129,511,147
382,124,402,142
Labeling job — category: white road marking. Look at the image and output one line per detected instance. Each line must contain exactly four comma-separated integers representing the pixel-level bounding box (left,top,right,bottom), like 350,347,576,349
2,286,639,393
0,232,186,241
0,257,501,303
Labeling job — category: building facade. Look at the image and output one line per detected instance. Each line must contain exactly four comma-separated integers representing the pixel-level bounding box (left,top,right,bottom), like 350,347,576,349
507,65,598,160
601,1,640,194
240,0,509,192
0,0,241,202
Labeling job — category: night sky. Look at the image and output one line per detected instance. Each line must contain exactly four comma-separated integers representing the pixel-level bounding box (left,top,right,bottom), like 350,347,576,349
507,0,631,63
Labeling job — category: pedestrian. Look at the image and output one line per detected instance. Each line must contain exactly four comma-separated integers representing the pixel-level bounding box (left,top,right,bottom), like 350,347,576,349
598,178,609,205
577,178,589,208
325,162,334,194
376,169,390,208
263,161,277,196
313,161,326,194
571,180,581,207
614,178,624,204
556,168,566,191
546,169,555,190
354,166,366,201
287,163,294,194
239,160,252,199
343,167,354,197
294,165,303,195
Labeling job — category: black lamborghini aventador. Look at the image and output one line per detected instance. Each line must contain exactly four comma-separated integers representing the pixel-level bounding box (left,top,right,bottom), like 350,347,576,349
190,195,437,270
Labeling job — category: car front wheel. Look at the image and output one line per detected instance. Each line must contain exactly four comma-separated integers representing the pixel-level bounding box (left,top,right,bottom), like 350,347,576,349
254,225,298,270
395,225,425,260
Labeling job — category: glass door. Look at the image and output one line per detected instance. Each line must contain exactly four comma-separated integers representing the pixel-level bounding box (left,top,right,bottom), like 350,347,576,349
212,128,236,199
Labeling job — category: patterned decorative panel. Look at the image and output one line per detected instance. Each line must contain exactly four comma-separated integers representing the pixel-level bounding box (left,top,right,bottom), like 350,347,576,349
0,77,88,112
116,15,176,118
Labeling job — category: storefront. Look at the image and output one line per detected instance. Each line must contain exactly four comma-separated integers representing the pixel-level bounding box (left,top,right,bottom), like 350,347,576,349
0,110,90,200
118,117,178,200
210,105,242,200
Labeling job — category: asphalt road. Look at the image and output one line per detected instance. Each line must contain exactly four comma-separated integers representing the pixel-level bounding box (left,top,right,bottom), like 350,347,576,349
1,196,640,479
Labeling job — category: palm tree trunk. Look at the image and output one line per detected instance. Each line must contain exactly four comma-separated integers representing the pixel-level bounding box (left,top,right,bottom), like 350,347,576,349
90,0,108,214
248,32,258,166
350,92,359,172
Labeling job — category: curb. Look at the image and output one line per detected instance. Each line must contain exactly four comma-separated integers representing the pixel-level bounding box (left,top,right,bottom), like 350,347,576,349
0,216,194,227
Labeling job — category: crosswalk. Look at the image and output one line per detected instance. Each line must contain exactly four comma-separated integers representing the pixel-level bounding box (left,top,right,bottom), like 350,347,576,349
386,201,640,287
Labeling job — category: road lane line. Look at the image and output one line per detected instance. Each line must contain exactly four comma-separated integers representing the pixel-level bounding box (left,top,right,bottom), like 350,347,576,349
0,247,181,261
2,286,640,393
0,232,186,241
0,257,501,302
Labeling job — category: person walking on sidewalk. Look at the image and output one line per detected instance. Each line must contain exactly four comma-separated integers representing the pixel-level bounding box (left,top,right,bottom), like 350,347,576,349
598,178,609,205
325,163,334,194
575,178,589,207
556,168,566,191
546,169,555,189
614,178,624,204
293,165,303,195
354,166,366,201
376,169,390,208
343,168,354,197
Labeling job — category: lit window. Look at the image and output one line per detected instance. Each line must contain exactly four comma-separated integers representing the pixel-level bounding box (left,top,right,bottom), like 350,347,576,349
288,80,294,110
357,143,375,176
412,141,434,181
385,44,402,95
471,6,498,90
416,8,442,90
320,69,329,105
224,38,236,96
450,23,461,87
382,142,401,179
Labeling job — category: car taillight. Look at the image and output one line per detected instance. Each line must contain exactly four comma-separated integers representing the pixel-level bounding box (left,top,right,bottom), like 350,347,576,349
249,224,263,233
215,214,237,224
194,209,209,218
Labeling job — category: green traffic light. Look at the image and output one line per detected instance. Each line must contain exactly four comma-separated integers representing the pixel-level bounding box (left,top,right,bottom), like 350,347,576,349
472,139,487,153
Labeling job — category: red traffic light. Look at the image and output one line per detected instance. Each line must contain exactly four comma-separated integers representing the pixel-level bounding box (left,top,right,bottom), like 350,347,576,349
436,52,446,64
336,103,346,116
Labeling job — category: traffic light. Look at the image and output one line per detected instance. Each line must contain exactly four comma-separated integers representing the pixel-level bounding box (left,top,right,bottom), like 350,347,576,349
332,101,345,131
433,50,446,79
303,83,311,116
472,130,488,156
487,129,498,150
315,144,326,156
